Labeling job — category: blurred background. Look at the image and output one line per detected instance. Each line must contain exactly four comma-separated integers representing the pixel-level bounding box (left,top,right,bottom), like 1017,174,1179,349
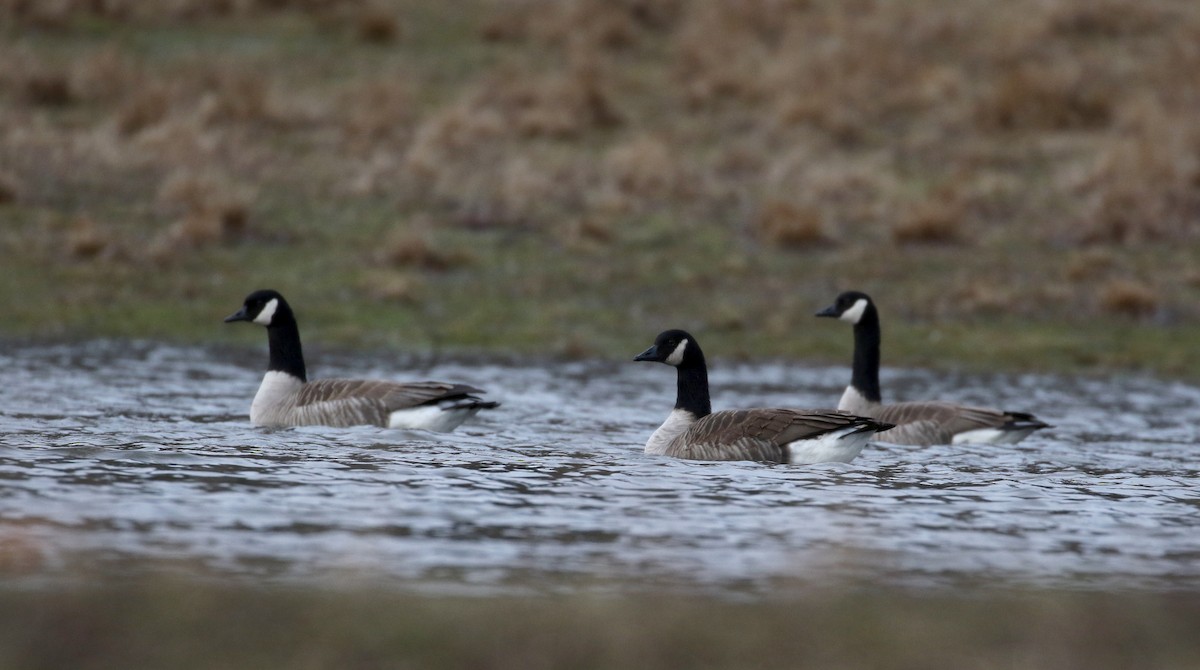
2,0,1199,372
3,3,1200,668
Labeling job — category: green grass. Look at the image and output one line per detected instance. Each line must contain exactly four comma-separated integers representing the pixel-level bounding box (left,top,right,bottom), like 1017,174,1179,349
0,219,1188,378
3,198,1194,377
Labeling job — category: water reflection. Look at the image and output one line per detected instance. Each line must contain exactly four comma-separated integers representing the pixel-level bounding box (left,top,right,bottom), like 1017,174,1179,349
0,340,1197,596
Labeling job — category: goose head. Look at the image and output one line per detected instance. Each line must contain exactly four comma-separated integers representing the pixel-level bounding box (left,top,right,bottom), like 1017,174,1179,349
816,291,874,325
225,289,287,327
634,329,699,368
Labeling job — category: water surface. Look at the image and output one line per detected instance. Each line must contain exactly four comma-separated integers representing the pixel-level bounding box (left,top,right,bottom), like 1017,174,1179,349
1,340,1197,597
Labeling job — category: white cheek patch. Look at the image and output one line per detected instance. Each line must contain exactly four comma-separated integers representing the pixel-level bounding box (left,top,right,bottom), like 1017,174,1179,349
664,338,689,366
839,298,869,324
253,298,279,326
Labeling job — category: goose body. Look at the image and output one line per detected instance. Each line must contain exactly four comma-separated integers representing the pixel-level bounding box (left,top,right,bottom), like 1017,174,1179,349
225,290,498,431
635,330,891,464
816,291,1048,446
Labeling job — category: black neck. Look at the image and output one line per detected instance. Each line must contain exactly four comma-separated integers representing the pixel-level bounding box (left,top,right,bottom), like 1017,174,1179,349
850,305,882,403
675,351,712,418
265,305,307,382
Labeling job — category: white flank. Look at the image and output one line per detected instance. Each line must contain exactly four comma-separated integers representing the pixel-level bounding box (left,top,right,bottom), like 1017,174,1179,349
786,426,872,464
249,370,304,425
645,408,696,455
838,298,869,324
664,338,689,367
252,298,279,326
388,405,476,433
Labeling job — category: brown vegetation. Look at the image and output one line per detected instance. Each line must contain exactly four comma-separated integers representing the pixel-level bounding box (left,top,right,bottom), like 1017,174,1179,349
1099,279,1159,318
892,192,966,245
976,63,1113,132
64,217,115,260
2,0,1200,355
379,218,472,271
361,269,423,304
146,172,253,261
354,5,401,43
0,172,20,204
1065,249,1117,282
753,200,830,249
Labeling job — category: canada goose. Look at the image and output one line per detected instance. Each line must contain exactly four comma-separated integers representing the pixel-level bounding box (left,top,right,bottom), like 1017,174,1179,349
634,329,891,463
224,289,498,431
815,291,1049,445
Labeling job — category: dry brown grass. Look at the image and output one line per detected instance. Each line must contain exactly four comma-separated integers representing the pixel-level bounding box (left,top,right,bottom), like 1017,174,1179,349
557,215,617,251
354,4,401,44
954,281,1018,316
480,0,677,51
975,63,1113,132
752,200,830,249
498,68,621,139
338,76,415,148
157,171,241,213
1045,0,1176,38
149,210,245,258
114,84,174,136
70,44,142,102
4,0,1200,347
892,192,966,245
147,171,253,260
403,97,508,186
361,269,423,304
1099,279,1159,318
379,221,472,272
1069,128,1200,246
672,4,775,109
0,0,369,25
64,217,116,260
194,67,273,126
0,171,20,204
603,135,680,200
1065,249,1118,282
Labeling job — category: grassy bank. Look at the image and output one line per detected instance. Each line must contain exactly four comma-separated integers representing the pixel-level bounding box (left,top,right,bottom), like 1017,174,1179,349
2,579,1199,669
2,1,1199,376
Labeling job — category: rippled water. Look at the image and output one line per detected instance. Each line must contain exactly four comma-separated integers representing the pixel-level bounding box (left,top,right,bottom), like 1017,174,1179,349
1,340,1197,597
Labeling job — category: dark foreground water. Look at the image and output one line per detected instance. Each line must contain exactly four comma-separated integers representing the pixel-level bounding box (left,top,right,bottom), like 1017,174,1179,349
0,340,1197,597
